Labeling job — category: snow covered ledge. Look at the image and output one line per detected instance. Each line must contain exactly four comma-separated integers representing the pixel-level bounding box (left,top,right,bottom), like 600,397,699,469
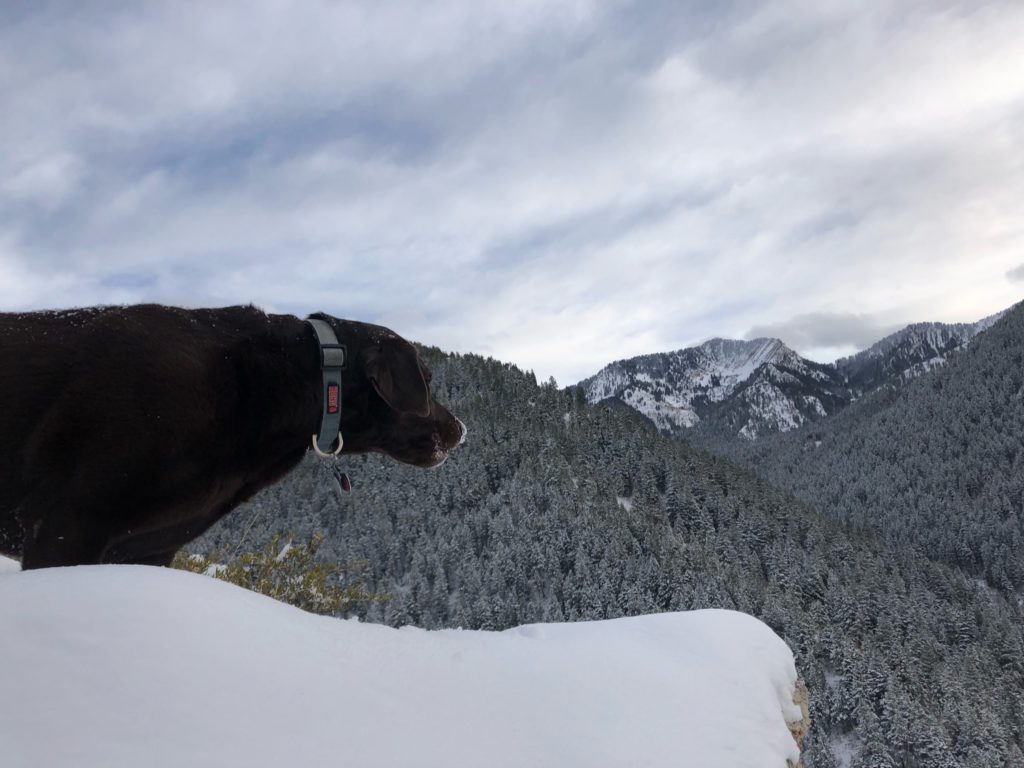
0,558,807,768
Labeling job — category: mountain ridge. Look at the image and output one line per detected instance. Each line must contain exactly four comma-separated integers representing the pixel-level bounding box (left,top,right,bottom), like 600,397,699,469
835,310,1007,394
578,306,1012,440
721,299,1024,592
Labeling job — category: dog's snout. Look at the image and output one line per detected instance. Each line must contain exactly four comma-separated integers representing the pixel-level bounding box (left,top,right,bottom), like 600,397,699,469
456,417,467,447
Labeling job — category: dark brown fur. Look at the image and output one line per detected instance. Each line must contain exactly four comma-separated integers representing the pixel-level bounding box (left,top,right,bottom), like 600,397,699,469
0,304,464,569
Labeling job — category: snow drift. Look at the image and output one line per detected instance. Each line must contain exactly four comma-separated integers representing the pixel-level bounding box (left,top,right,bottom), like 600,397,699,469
0,557,803,767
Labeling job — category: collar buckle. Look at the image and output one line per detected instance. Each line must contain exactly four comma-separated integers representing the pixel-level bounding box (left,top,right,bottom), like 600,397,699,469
319,342,346,370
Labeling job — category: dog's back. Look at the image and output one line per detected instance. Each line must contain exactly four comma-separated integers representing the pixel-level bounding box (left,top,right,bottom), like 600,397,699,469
0,309,106,539
0,309,87,451
0,304,275,560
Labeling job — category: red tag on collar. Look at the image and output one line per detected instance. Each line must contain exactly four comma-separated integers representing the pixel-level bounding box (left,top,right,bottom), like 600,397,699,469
327,383,340,414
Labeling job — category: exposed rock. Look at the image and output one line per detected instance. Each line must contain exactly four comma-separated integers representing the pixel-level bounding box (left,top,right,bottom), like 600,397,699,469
786,678,811,768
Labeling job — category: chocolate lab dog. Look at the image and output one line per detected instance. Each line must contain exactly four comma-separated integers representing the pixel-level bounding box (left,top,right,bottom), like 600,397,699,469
0,304,464,569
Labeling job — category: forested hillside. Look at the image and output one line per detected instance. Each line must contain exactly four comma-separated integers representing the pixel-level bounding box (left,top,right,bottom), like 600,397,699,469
197,345,1024,768
720,302,1024,593
834,312,1004,395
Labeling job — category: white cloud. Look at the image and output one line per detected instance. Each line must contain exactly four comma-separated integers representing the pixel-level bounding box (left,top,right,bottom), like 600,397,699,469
1,1,1023,383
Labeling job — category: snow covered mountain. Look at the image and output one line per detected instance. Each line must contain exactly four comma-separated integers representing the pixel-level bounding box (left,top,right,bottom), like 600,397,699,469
578,309,1006,440
578,337,847,439
836,311,1006,394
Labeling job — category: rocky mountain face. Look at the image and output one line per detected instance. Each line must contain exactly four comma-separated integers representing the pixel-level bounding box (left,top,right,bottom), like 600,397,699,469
699,351,850,440
836,311,1005,394
578,310,1006,440
577,338,847,439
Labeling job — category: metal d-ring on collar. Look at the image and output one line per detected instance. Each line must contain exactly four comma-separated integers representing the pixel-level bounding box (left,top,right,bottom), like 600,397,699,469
306,318,346,457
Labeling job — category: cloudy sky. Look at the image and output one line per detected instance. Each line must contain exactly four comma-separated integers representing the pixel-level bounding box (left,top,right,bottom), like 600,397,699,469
2,1,1023,383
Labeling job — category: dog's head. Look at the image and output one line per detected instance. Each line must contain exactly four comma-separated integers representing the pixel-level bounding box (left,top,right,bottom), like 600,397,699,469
313,315,465,469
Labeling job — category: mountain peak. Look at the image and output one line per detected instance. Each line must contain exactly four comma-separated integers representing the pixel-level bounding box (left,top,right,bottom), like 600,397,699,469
578,304,1012,441
700,336,786,355
578,335,833,436
699,337,795,370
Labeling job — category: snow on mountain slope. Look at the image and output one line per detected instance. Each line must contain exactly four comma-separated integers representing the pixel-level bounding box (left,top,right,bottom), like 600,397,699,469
0,563,804,768
581,338,790,427
705,358,850,441
579,308,1008,441
579,337,843,438
835,311,1007,393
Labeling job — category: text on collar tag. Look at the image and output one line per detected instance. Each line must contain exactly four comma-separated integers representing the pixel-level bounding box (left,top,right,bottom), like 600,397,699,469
327,383,340,414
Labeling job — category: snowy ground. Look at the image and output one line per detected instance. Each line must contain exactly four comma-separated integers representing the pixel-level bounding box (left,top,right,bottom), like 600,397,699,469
0,557,802,768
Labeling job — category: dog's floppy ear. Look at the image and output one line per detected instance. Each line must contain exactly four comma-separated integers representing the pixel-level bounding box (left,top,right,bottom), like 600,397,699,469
363,341,431,417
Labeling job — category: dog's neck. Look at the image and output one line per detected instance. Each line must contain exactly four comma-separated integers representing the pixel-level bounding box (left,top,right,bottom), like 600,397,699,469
306,318,345,455
232,316,327,455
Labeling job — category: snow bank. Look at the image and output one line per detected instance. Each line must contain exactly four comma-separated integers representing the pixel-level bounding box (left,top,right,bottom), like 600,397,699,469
0,562,802,768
